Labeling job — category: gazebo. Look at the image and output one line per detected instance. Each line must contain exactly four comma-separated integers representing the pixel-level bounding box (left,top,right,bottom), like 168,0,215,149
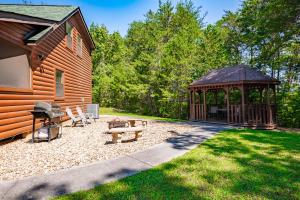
189,64,280,129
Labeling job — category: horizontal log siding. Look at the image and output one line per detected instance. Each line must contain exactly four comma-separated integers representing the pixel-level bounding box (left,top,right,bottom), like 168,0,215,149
0,15,92,139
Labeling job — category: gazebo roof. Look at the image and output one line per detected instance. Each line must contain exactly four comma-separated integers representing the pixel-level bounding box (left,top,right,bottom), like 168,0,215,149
190,64,279,86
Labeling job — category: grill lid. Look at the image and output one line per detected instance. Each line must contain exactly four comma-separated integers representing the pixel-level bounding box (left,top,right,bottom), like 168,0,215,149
33,101,64,118
34,102,52,111
34,102,61,111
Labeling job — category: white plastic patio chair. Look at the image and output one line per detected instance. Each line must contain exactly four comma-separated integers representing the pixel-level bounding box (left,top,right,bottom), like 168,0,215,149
66,107,85,126
76,106,91,124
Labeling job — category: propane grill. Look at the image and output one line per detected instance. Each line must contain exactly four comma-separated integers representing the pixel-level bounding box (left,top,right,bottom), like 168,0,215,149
31,102,64,142
32,102,64,119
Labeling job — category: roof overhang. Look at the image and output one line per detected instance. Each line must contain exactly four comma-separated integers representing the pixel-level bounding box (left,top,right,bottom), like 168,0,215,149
0,10,56,26
0,6,95,51
25,26,54,45
189,65,281,90
76,8,95,50
189,80,280,89
26,7,95,51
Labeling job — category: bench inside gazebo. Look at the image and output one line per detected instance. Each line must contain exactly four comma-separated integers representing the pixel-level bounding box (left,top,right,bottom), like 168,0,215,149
189,64,280,129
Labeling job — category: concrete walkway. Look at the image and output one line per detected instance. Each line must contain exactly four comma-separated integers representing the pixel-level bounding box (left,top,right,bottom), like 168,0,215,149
0,122,229,200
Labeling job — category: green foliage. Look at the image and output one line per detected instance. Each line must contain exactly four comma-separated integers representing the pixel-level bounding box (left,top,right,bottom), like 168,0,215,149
90,0,300,127
91,1,212,119
224,0,300,127
55,129,300,199
277,84,300,127
90,24,136,107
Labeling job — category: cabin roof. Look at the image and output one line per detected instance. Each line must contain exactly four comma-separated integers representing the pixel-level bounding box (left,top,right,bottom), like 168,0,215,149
190,64,279,86
0,4,94,49
0,4,76,22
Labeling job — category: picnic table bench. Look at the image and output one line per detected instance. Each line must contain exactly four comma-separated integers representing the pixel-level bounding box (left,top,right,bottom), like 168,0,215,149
108,127,143,144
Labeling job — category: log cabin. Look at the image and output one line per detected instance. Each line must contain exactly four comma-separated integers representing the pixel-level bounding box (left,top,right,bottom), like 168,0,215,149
0,4,95,140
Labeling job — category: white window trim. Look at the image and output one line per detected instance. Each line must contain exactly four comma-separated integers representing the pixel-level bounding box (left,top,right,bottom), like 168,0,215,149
66,22,73,50
77,34,83,57
55,69,65,98
0,54,32,90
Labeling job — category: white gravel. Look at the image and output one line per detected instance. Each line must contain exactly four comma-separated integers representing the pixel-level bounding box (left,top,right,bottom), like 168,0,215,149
0,115,195,181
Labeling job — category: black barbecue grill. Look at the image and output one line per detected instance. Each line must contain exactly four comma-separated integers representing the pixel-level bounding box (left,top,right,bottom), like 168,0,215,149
31,102,64,142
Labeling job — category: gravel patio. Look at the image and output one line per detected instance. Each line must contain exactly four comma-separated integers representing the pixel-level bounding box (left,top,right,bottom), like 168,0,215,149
0,115,195,181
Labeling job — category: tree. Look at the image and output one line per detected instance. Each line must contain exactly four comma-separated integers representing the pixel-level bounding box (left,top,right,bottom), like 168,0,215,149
90,24,135,108
125,0,205,118
220,0,300,127
90,0,300,127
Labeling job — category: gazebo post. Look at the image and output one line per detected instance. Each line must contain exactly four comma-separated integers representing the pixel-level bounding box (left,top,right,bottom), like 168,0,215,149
260,87,263,103
189,89,193,120
225,87,230,124
241,84,246,125
267,84,273,125
192,89,196,120
273,85,277,123
198,90,202,106
195,89,201,120
189,90,191,119
214,90,217,105
203,89,207,121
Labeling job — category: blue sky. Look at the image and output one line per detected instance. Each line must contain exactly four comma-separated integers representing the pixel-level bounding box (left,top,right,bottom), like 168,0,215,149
1,0,242,36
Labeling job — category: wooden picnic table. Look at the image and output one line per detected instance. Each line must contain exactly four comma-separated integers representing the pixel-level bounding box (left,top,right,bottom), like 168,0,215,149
107,120,129,129
107,119,148,129
127,119,148,127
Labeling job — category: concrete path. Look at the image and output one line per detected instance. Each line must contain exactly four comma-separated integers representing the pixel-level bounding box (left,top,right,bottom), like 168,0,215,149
0,122,229,200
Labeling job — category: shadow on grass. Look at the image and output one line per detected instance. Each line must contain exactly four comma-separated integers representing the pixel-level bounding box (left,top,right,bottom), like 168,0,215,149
201,129,300,199
56,160,202,200
55,129,300,199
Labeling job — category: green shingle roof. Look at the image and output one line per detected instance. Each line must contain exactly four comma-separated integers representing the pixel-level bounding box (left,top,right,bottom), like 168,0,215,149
0,4,94,49
0,4,77,21
26,26,52,42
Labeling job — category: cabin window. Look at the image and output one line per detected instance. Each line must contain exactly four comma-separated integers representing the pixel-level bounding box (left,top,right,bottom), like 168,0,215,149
77,34,82,57
66,22,73,49
55,70,64,97
0,54,31,89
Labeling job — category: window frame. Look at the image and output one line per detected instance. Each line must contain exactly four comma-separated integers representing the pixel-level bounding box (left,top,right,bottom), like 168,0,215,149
76,34,83,57
65,22,73,50
0,54,33,93
54,68,65,100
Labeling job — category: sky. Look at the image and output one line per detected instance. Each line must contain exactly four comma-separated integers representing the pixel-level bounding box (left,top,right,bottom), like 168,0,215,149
1,0,242,36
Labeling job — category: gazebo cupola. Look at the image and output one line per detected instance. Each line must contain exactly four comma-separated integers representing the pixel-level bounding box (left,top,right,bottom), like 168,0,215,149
189,64,280,129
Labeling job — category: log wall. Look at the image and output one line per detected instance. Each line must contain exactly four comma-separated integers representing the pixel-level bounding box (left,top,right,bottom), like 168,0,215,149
0,13,93,139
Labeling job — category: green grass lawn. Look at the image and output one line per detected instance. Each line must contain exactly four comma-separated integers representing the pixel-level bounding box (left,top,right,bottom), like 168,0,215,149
100,107,186,122
55,129,300,200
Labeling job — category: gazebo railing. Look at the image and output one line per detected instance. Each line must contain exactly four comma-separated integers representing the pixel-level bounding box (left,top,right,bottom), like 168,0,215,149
192,104,205,120
245,104,275,125
228,104,242,124
191,104,232,122
190,103,276,126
